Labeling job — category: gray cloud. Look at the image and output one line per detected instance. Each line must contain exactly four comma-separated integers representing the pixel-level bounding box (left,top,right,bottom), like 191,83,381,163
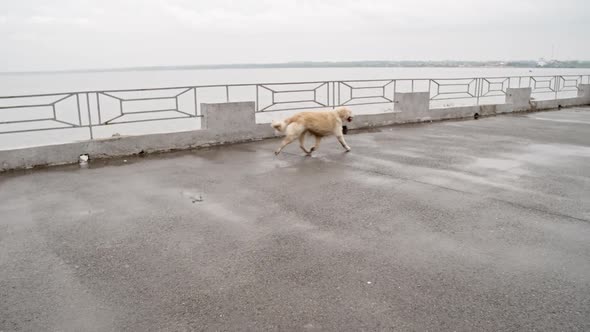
0,0,588,71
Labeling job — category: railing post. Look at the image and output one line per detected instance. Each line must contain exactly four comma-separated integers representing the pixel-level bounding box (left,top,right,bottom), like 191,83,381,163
393,80,397,107
332,81,335,109
555,75,559,100
194,88,198,116
255,85,259,112
76,94,83,126
476,78,481,105
96,93,102,124
337,81,341,107
85,93,94,140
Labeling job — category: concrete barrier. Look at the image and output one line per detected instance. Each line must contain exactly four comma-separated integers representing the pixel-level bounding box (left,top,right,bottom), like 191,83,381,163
1,86,589,171
202,102,257,133
578,84,590,103
395,92,431,122
506,87,532,111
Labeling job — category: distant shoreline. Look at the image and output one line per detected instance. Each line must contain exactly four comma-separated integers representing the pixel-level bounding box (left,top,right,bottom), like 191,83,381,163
2,60,590,75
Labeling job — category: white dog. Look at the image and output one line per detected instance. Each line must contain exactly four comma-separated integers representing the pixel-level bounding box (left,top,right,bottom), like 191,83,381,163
271,107,353,155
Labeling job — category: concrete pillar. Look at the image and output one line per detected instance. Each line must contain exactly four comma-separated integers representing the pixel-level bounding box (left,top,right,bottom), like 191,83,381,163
201,102,256,134
577,84,590,103
505,87,532,111
395,92,431,122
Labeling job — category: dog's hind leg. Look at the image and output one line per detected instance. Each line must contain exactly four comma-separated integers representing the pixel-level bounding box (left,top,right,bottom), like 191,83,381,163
275,123,305,155
299,132,311,155
275,136,297,155
309,135,322,154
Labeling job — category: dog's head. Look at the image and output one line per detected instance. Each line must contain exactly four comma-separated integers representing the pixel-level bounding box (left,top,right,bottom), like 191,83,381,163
337,107,353,123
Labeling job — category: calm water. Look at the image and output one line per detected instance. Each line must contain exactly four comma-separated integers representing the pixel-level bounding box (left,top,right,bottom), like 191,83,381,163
2,67,590,95
1,67,589,151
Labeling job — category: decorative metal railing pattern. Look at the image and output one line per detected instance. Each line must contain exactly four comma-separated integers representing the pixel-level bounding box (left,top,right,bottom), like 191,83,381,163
1,74,588,139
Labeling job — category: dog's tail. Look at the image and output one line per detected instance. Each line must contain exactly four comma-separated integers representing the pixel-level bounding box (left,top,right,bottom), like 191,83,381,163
271,119,288,132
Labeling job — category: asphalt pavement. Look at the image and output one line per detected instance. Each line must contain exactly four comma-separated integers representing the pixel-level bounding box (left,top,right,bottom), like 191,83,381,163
1,107,589,331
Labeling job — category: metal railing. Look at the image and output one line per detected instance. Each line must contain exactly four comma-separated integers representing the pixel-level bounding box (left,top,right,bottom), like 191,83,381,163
1,74,589,139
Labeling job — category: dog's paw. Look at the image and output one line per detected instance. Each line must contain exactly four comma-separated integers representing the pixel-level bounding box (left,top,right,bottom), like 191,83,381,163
345,147,351,152
274,150,280,156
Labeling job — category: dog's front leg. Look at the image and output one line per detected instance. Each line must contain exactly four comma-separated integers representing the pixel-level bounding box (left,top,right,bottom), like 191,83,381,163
333,123,351,151
337,135,351,152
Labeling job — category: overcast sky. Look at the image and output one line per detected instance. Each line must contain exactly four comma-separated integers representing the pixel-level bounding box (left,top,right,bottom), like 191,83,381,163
0,0,589,71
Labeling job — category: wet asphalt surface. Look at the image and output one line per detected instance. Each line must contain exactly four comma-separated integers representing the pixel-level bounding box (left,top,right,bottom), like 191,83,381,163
1,108,589,331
